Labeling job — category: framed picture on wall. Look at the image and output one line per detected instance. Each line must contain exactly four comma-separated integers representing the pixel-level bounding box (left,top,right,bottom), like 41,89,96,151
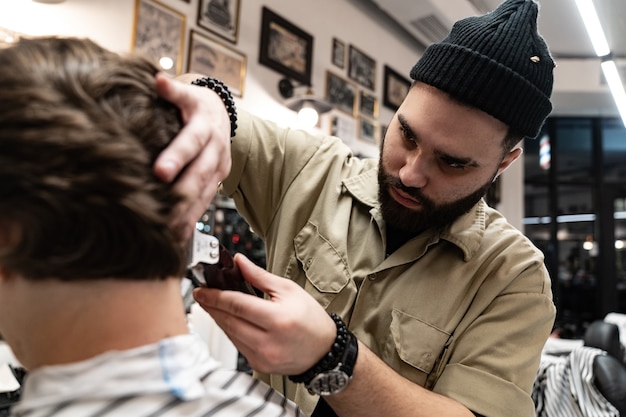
332,37,345,69
132,0,186,76
383,65,411,111
348,45,376,90
358,90,378,118
325,71,357,117
358,116,380,143
197,0,241,44
330,111,358,140
187,30,246,96
258,7,313,86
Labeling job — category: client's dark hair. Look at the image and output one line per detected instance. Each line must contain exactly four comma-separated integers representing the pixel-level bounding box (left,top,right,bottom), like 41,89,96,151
0,37,186,281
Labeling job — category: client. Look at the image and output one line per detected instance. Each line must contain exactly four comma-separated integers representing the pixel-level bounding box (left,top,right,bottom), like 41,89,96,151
0,36,302,417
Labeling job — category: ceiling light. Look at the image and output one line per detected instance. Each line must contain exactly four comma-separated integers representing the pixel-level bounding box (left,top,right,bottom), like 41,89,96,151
278,78,332,129
575,0,626,127
295,102,320,128
601,60,626,127
575,0,610,57
159,56,174,71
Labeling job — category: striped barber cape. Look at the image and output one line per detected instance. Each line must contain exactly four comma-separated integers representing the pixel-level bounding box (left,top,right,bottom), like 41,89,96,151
10,334,303,417
532,346,619,417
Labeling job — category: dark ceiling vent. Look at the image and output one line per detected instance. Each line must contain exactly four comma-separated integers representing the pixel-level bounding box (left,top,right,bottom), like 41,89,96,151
409,14,449,44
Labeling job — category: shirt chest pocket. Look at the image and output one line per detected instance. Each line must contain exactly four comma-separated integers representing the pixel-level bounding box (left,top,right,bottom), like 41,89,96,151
292,222,352,310
382,308,452,388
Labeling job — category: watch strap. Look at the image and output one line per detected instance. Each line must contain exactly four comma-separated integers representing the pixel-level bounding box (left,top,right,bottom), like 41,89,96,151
288,313,349,385
305,331,359,396
338,331,358,376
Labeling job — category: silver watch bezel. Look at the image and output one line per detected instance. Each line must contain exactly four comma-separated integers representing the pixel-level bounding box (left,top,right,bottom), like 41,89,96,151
305,365,351,396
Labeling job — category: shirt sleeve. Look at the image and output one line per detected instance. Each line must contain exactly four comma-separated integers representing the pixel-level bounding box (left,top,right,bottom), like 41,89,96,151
220,109,324,238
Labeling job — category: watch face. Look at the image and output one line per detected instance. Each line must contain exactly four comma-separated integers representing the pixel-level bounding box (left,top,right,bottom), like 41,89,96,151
307,370,350,396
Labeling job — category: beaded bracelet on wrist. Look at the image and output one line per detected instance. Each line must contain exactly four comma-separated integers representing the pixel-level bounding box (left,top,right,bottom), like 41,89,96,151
288,313,349,384
191,77,238,138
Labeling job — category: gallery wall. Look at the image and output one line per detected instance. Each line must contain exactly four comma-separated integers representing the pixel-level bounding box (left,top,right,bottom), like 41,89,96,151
0,0,525,228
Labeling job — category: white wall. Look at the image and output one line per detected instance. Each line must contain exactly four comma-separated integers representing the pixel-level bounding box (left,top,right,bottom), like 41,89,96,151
0,0,524,227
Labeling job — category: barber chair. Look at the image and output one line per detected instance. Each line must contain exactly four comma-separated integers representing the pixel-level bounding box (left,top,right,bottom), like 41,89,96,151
584,320,626,416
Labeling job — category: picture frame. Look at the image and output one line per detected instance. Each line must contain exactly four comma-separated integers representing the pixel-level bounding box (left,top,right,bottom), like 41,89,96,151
348,45,376,90
358,90,378,118
331,37,345,69
259,7,313,86
197,0,241,44
132,0,186,76
187,30,246,97
383,65,411,111
358,116,380,143
325,71,357,117
329,111,357,140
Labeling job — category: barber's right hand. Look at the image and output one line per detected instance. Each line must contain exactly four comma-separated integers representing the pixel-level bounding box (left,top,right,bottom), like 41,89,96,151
193,254,338,376
153,73,232,240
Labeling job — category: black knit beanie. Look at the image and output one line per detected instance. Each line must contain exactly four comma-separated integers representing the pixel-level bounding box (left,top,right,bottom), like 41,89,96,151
410,0,554,138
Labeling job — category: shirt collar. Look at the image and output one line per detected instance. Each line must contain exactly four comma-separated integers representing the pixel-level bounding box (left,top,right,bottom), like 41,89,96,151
341,164,379,208
342,166,487,261
15,334,218,413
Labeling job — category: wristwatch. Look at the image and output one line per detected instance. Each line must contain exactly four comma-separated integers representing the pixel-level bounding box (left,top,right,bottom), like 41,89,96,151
288,313,359,396
305,332,358,396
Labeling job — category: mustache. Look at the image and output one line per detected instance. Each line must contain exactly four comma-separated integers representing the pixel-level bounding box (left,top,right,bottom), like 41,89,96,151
381,173,430,205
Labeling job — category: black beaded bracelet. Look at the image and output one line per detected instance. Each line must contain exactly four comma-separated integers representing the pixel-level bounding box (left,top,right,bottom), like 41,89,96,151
191,77,238,138
288,313,349,384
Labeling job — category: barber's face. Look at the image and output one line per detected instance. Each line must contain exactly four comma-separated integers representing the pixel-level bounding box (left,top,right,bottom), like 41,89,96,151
378,82,520,235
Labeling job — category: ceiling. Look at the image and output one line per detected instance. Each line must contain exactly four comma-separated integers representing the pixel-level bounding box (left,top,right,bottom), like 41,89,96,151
352,0,626,118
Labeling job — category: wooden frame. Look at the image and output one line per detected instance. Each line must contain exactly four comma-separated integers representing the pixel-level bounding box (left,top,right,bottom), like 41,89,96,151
258,7,313,86
197,0,241,44
329,111,357,139
358,116,380,143
358,90,378,118
187,30,246,97
383,65,411,111
348,45,376,90
132,0,186,76
332,37,346,69
325,71,357,117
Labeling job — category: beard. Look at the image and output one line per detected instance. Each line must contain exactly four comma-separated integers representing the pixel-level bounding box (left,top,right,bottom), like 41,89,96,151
377,159,495,237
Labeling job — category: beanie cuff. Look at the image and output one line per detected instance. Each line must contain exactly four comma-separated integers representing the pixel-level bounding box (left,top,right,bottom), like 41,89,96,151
410,43,552,138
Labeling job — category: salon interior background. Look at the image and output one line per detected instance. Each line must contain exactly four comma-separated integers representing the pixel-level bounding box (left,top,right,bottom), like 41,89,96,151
1,0,625,334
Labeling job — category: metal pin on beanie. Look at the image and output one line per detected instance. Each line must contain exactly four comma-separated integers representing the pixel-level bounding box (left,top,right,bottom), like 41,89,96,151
410,0,555,139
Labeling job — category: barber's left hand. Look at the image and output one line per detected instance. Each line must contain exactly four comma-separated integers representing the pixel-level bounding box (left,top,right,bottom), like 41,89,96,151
193,254,337,375
153,73,232,240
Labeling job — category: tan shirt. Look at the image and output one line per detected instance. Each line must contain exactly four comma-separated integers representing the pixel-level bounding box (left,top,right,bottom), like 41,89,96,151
222,110,556,417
